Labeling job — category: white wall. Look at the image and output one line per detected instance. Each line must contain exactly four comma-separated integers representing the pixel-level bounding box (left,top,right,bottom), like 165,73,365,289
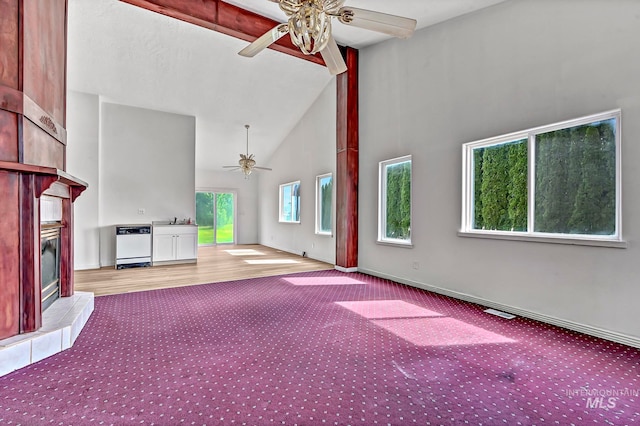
66,91,101,270
259,80,336,264
98,103,195,266
66,96,196,268
358,0,640,341
195,170,259,244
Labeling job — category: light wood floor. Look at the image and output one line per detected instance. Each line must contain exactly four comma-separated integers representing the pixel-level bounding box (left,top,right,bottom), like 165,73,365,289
74,245,334,296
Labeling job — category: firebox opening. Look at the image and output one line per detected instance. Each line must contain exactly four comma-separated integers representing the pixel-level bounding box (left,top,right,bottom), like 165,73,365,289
41,224,62,312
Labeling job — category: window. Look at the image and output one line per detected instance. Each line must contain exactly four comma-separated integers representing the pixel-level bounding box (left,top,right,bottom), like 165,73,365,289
279,181,301,223
378,155,412,245
315,173,333,235
195,191,235,245
461,110,622,246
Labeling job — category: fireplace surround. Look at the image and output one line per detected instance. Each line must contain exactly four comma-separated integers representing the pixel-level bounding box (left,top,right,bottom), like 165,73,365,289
0,164,87,340
0,0,88,341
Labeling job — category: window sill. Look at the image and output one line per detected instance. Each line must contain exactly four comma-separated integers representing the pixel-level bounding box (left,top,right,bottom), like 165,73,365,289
457,230,627,248
376,239,413,249
315,232,333,237
279,221,301,224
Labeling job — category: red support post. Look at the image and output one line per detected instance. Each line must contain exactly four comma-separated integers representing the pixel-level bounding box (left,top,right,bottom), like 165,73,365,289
335,47,358,270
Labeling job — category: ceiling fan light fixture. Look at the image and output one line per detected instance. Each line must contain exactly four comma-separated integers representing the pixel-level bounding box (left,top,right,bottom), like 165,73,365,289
241,166,253,177
239,153,255,177
223,125,272,178
239,155,256,169
240,0,414,75
289,2,331,55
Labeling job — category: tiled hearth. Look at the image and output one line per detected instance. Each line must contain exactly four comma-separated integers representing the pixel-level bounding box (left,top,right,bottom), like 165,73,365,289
0,292,94,377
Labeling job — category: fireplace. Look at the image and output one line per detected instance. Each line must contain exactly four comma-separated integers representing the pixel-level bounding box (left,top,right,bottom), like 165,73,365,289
41,225,62,311
0,0,88,341
0,167,87,340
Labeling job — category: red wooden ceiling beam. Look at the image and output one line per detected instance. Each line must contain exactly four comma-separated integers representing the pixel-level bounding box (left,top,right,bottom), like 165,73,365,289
119,0,325,66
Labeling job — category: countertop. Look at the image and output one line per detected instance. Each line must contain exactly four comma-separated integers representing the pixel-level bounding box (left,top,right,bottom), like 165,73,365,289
152,221,197,227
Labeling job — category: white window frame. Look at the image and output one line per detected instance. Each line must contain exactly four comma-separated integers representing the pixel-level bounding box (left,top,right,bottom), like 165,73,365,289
315,173,333,236
279,181,301,224
460,109,624,248
378,155,412,247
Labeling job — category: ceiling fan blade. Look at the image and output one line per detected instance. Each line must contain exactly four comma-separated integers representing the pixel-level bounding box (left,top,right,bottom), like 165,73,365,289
238,23,289,57
320,36,347,75
253,166,273,171
338,7,417,39
223,166,240,169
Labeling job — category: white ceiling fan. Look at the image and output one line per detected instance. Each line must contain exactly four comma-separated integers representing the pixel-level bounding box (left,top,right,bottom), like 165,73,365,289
223,124,272,177
238,0,417,75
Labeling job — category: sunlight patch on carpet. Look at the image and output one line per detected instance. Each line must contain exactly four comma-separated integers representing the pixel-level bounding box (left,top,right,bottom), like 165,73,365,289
372,317,516,347
336,300,442,318
284,277,366,286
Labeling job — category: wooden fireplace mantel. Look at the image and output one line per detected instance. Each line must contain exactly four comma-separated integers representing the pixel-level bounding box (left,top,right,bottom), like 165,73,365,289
0,161,88,201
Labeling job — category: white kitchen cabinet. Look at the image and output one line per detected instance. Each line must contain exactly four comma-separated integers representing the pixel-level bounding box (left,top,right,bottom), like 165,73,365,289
176,231,198,260
152,224,198,265
152,234,175,263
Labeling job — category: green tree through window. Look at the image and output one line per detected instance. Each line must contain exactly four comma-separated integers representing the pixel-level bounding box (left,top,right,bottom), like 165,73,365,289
317,174,332,234
468,114,618,238
380,156,411,243
196,192,214,229
474,139,528,231
536,122,616,235
196,192,234,244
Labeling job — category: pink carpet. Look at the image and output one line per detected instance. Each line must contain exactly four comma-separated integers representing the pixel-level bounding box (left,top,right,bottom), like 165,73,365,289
0,270,638,425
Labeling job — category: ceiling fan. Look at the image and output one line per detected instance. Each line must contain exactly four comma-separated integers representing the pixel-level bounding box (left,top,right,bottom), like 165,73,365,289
223,124,272,177
239,0,417,75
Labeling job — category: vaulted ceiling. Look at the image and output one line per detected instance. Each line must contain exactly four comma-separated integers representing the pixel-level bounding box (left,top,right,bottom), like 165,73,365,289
67,0,509,171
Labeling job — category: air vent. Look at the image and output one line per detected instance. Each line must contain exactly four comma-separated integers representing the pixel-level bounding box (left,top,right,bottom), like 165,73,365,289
484,308,516,320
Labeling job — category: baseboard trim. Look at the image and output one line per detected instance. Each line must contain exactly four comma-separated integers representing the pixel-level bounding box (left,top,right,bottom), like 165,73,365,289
74,263,101,271
152,259,197,267
335,266,358,273
260,243,335,265
358,267,640,349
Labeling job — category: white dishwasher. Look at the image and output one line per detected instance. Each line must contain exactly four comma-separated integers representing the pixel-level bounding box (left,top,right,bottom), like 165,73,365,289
115,224,152,269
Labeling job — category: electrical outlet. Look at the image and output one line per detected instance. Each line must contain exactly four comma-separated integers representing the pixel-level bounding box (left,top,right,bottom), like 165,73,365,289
138,208,145,215
412,261,419,270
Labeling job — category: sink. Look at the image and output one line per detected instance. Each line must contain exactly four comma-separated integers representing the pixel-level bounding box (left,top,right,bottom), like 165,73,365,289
153,219,194,226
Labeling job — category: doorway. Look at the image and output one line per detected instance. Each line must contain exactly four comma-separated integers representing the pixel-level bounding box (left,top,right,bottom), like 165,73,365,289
195,191,236,245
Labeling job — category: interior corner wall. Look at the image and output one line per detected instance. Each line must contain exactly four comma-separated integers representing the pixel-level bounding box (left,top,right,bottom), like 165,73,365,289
66,90,101,270
258,79,337,264
358,0,640,340
195,169,259,244
98,103,195,267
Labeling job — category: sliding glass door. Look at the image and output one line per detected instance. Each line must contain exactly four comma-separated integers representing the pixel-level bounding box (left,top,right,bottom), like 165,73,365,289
195,191,235,245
